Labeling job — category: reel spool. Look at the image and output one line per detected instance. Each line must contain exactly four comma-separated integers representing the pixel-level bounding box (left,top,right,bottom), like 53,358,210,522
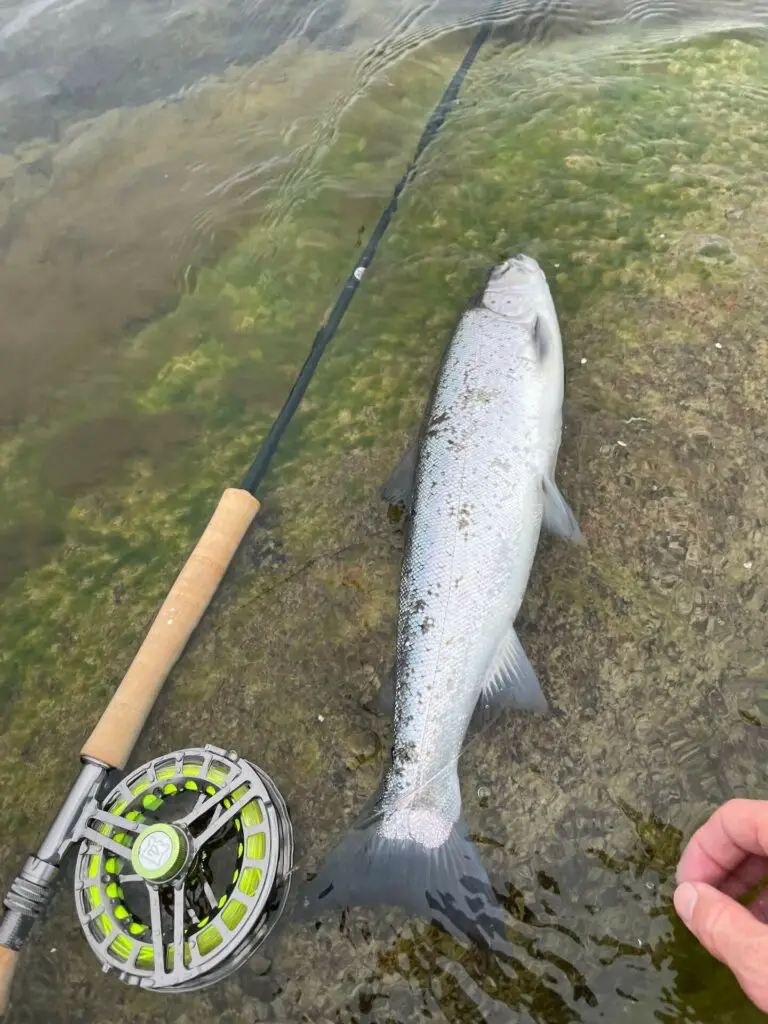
73,744,292,991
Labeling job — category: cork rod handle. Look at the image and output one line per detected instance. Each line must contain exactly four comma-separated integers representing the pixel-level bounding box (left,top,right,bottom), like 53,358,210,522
80,487,260,770
0,947,16,1017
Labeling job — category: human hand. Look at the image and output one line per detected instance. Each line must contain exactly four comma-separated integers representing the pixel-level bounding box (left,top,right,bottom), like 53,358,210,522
674,798,768,1013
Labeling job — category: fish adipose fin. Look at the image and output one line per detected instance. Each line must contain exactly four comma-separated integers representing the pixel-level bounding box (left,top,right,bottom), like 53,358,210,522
474,626,548,727
381,440,418,512
298,798,509,948
542,476,583,544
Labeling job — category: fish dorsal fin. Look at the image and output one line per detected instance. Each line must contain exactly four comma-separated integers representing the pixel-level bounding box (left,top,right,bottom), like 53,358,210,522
475,626,548,726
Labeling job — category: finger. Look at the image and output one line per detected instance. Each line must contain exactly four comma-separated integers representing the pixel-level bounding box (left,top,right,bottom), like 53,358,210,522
674,881,768,1013
721,854,768,900
677,800,768,888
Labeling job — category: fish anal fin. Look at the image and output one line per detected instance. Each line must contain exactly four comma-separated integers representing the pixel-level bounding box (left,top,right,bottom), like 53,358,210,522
474,626,548,728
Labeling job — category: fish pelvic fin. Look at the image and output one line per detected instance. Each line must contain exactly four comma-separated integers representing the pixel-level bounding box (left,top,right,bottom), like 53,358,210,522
298,792,509,948
542,476,583,544
474,626,548,728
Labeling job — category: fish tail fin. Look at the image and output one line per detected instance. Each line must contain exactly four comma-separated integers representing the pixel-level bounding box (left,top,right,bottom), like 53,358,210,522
299,788,508,947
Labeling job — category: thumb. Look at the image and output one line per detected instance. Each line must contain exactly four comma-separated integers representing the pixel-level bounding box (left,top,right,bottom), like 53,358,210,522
675,881,768,1012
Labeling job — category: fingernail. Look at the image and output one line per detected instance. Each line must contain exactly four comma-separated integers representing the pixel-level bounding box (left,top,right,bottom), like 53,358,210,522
674,882,699,924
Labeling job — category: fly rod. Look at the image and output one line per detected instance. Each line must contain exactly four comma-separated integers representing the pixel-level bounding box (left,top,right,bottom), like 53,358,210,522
0,16,496,1014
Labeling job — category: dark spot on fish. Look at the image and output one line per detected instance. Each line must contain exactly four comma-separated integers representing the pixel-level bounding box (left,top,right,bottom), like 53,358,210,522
390,737,418,775
420,617,434,634
396,740,417,764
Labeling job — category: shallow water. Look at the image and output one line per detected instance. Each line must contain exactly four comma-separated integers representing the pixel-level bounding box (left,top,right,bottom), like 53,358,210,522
1,3,768,1023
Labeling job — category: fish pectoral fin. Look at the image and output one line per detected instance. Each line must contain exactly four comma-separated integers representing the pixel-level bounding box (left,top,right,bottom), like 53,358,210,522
532,314,550,363
542,476,584,544
475,627,548,725
380,439,419,512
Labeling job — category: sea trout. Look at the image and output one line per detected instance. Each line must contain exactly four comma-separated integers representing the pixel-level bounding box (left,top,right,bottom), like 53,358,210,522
303,254,582,938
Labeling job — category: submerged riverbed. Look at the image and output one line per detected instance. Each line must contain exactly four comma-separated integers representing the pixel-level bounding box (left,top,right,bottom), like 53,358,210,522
0,16,768,1024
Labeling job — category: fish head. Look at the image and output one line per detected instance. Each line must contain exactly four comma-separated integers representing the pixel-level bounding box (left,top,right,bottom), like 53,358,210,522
483,254,566,473
482,255,563,362
482,254,550,319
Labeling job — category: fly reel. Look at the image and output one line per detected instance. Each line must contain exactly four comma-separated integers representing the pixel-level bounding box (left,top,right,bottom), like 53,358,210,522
73,744,292,991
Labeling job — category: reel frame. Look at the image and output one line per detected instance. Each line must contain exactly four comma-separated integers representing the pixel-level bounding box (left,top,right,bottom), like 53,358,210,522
73,744,292,992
